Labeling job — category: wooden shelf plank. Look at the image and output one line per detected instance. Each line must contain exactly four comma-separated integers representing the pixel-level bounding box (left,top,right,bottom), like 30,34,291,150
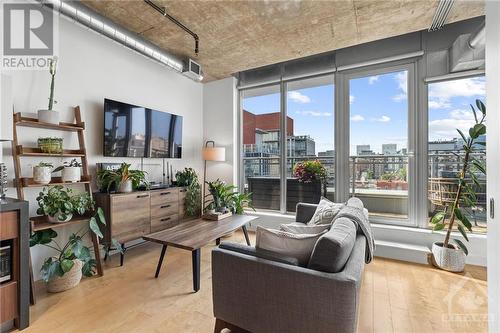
30,215,91,232
20,175,91,187
14,113,85,131
17,146,85,157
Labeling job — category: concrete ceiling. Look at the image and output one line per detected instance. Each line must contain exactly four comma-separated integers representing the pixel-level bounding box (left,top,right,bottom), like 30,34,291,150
81,0,484,82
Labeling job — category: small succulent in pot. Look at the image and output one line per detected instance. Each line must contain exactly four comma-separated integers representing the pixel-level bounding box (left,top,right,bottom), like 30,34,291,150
38,137,63,154
53,159,82,183
33,162,53,184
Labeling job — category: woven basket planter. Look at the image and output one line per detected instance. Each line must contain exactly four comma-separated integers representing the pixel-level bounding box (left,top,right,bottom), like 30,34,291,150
47,259,83,293
431,242,465,273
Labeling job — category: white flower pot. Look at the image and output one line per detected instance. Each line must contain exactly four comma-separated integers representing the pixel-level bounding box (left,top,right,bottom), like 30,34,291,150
47,259,83,293
62,167,81,183
48,211,73,223
37,109,59,124
118,180,133,193
431,241,466,272
33,166,52,184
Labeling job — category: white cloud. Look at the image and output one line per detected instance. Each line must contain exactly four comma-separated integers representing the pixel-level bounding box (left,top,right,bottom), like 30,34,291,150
288,91,311,104
429,108,475,140
350,114,365,122
392,71,407,102
429,100,451,109
350,95,355,104
368,76,379,84
428,77,485,110
373,115,391,122
295,110,332,117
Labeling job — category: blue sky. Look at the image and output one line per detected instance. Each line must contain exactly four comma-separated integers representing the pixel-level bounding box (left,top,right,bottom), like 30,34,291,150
243,74,486,155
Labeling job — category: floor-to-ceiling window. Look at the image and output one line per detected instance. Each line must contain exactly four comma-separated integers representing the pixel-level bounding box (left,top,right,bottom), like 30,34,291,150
241,85,282,211
427,76,486,233
348,68,412,223
286,75,335,212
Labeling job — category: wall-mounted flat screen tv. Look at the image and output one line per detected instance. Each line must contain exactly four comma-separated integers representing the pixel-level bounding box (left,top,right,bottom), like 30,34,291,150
103,98,183,158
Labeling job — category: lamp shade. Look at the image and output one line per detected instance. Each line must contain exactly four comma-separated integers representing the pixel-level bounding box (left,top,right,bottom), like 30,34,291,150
0,74,13,141
203,146,225,161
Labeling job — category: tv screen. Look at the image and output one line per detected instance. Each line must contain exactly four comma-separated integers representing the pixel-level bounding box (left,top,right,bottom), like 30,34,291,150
103,99,182,158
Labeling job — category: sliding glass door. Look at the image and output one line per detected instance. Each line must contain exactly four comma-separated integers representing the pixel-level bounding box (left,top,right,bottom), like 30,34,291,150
347,65,415,225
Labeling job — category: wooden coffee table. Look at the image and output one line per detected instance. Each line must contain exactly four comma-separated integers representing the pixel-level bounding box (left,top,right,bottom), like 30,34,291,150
142,214,257,292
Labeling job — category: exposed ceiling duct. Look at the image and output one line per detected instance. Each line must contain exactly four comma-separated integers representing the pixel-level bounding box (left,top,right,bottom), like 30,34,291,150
449,21,485,72
429,0,455,31
36,0,188,76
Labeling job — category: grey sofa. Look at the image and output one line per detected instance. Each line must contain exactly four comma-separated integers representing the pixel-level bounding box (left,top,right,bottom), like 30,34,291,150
212,203,367,333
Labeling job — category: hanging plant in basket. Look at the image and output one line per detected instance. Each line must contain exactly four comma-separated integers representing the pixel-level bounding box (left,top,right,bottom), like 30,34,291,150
429,99,486,273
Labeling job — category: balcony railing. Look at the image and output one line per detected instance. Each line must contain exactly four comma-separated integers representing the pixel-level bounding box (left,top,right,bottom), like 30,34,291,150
243,151,486,229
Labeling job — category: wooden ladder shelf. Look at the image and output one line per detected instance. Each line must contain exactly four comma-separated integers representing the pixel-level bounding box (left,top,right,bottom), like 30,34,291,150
11,107,103,305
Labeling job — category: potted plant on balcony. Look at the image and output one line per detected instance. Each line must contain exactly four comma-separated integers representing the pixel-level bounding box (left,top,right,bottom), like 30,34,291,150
37,56,60,124
96,162,148,193
291,159,327,209
53,159,82,183
429,100,486,272
175,168,201,217
33,162,53,184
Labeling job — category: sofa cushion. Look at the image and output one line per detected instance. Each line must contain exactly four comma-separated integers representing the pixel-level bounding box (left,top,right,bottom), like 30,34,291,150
307,197,344,225
308,217,357,273
218,241,300,266
255,226,326,266
280,223,331,234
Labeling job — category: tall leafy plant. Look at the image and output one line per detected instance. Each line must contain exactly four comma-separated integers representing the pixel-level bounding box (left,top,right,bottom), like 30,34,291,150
430,99,486,255
175,168,202,217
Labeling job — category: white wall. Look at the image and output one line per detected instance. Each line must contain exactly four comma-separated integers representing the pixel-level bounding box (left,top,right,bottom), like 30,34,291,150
486,2,500,332
202,77,238,185
0,17,203,280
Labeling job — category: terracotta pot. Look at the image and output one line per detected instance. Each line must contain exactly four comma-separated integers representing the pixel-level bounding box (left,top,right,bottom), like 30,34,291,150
37,109,59,124
431,241,466,272
47,260,83,293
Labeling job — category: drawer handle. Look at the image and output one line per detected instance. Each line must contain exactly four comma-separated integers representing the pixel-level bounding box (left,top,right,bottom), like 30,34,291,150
179,189,187,192
160,192,171,196
136,194,149,198
161,204,171,209
160,217,171,222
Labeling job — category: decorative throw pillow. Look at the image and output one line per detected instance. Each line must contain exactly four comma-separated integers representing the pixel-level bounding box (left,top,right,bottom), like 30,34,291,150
255,226,326,266
280,223,331,235
307,197,344,225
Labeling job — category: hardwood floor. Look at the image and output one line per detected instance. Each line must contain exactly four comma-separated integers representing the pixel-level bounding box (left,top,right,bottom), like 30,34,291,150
22,231,487,333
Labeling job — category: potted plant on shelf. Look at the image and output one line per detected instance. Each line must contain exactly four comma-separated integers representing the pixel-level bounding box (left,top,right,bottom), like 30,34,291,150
33,162,53,184
175,168,201,217
38,137,63,154
53,158,82,183
96,162,148,193
36,186,74,223
37,56,60,124
429,99,486,272
30,202,123,292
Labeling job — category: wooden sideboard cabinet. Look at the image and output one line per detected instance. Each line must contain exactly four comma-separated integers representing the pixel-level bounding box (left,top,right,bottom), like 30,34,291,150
94,187,189,264
0,198,29,330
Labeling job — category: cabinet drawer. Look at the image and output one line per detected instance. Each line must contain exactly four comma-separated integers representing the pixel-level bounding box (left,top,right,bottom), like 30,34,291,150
0,281,18,323
151,203,178,218
151,214,179,233
151,189,178,206
111,193,151,242
0,211,18,241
